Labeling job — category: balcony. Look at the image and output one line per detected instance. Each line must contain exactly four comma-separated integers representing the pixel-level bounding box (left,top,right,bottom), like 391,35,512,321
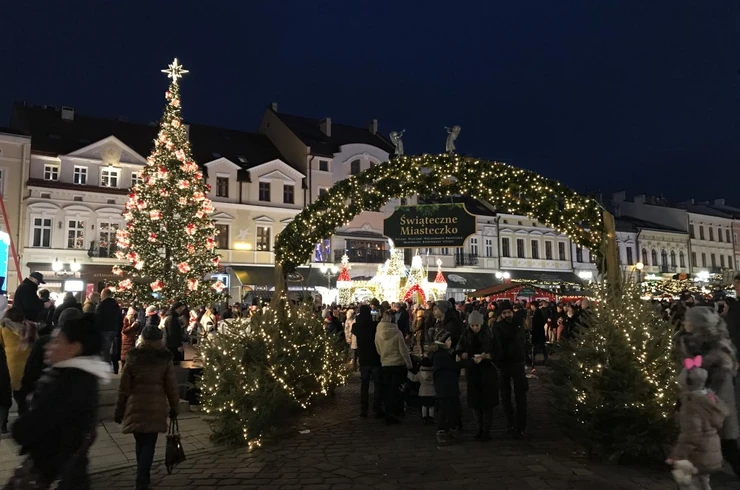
659,265,677,273
335,249,391,264
88,241,118,258
455,253,479,267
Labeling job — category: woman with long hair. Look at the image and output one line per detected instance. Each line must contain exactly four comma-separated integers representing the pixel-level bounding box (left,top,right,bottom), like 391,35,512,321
374,309,413,425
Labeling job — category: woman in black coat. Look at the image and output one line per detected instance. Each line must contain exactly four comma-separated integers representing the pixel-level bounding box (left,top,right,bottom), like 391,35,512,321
456,310,500,441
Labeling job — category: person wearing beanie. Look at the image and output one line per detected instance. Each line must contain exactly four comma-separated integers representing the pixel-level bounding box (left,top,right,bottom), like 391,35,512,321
676,306,740,477
115,323,179,490
12,314,110,488
121,307,142,368
493,300,528,438
433,300,463,349
431,330,464,444
375,309,413,425
456,310,499,441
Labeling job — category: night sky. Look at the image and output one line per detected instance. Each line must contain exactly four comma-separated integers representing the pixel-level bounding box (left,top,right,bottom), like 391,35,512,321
2,1,739,202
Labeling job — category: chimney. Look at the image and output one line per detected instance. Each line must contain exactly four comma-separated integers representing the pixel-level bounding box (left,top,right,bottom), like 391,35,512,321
320,117,331,137
61,106,74,121
614,205,622,217
714,198,726,206
634,194,645,204
368,119,378,135
612,191,626,203
270,102,278,112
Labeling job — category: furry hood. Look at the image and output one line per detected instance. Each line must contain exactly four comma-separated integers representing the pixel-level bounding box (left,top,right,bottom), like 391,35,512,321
126,344,173,365
376,321,400,341
52,355,112,385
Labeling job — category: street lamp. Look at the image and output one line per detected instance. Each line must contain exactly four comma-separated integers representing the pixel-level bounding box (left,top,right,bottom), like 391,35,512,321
319,264,338,290
52,258,80,276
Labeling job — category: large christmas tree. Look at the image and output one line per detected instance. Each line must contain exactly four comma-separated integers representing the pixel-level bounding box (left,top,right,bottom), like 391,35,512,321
113,59,225,307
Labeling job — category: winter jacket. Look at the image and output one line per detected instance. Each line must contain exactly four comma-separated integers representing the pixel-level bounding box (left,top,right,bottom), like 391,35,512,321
51,297,82,327
424,309,436,332
121,315,141,361
163,313,183,352
726,301,740,359
114,343,179,434
671,390,728,474
396,309,410,338
352,314,381,367
0,318,33,391
407,366,435,397
82,299,98,314
432,348,462,398
441,310,464,349
12,356,109,485
19,335,51,403
492,317,527,366
12,279,44,324
95,297,123,333
374,321,412,369
676,332,739,440
344,313,357,350
531,308,547,343
457,325,500,409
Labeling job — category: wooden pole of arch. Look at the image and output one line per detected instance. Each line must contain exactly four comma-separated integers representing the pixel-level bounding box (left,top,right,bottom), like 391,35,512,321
602,209,620,286
271,263,286,309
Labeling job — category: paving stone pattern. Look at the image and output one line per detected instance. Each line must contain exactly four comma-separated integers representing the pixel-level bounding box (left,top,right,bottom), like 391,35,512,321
90,370,740,490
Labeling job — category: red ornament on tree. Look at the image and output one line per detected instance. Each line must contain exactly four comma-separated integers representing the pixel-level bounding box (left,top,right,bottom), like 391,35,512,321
185,223,196,236
150,280,164,292
148,232,157,243
177,262,191,273
187,278,199,291
149,210,162,221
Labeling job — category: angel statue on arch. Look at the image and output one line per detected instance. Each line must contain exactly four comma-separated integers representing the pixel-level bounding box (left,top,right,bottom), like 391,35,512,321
389,129,405,156
445,125,461,153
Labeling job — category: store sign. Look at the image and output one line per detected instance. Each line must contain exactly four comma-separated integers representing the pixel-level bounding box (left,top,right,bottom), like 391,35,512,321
384,204,477,248
64,279,84,292
286,272,304,282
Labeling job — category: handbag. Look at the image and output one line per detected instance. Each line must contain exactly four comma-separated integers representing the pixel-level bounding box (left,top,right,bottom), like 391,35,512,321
165,417,186,474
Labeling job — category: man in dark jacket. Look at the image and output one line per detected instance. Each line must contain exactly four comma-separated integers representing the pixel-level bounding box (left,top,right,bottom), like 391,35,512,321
51,292,82,328
95,288,123,373
352,305,383,418
37,289,55,334
12,272,52,324
531,301,548,366
492,301,528,438
396,303,410,339
163,301,186,364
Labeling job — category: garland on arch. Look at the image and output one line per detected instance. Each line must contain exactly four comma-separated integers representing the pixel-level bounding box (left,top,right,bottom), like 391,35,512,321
275,154,604,273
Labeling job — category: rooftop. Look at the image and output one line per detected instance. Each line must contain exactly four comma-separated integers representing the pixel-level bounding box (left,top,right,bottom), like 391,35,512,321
614,215,686,234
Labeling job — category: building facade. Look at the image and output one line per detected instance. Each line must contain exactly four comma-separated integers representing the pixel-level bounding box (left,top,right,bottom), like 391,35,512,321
0,130,30,293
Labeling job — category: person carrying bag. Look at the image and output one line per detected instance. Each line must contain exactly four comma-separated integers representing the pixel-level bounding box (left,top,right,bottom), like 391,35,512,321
165,417,186,474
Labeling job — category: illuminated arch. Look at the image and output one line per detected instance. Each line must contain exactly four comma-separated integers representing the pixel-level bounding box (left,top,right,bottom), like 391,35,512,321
275,154,604,282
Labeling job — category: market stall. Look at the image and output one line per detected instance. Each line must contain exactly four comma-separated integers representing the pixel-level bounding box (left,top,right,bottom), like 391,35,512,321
467,283,557,303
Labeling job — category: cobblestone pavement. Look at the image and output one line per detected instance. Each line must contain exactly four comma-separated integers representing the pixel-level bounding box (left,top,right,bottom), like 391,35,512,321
90,368,740,490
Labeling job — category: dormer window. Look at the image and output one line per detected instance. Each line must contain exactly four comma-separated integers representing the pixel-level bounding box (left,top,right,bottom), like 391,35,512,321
318,160,329,172
350,159,361,175
43,164,59,181
101,167,120,188
131,172,143,187
73,166,88,185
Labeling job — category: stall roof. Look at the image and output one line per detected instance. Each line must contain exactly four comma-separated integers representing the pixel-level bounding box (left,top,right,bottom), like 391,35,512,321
467,282,557,299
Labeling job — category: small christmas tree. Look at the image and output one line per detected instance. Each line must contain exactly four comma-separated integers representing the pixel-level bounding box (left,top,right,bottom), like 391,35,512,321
113,59,224,307
548,282,677,463
428,258,447,300
405,252,426,287
336,254,352,305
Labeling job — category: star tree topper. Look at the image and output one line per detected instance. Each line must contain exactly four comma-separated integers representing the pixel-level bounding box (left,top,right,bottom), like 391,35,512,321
162,58,189,82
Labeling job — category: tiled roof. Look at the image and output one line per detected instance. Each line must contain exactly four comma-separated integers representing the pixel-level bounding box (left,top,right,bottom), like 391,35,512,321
709,204,740,219
675,202,733,219
615,215,686,234
9,103,288,170
272,110,394,156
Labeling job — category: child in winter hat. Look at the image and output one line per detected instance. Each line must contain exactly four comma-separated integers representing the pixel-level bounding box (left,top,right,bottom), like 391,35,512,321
668,354,728,489
407,356,436,425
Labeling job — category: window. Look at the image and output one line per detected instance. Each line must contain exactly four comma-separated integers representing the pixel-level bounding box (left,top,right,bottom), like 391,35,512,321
73,196,83,202
216,177,229,197
350,159,361,175
98,221,119,257
642,248,648,265
576,246,583,263
32,218,52,247
651,249,658,266
67,220,85,249
709,227,714,241
485,239,493,258
256,226,271,251
711,253,716,268
727,229,732,243
679,251,686,268
692,252,697,267
670,250,676,268
40,193,50,199
699,226,705,240
545,241,553,260
730,255,734,269
558,242,566,261
689,225,695,239
701,253,706,267
718,228,723,242
501,238,510,258
531,240,539,259
215,224,229,249
101,168,119,187
131,172,143,187
318,160,329,172
106,199,116,204
516,239,525,258
258,182,270,201
72,166,87,185
317,187,328,197
43,165,59,181
400,197,407,206
441,247,449,255
721,255,726,268
626,246,634,265
283,185,294,204
660,249,668,267
469,237,478,256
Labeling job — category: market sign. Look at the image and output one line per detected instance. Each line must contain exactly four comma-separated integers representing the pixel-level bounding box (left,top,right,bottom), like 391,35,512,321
384,204,477,248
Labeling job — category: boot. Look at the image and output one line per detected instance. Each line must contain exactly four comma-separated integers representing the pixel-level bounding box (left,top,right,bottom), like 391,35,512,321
0,406,9,434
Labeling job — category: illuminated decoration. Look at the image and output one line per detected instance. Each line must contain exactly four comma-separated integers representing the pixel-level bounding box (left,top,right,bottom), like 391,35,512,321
200,303,347,448
427,258,448,300
403,283,426,303
112,59,223,307
336,254,353,305
274,153,604,276
548,282,677,462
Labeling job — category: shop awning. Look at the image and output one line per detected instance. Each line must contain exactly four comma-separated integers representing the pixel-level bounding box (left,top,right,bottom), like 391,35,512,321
232,266,276,287
504,269,583,285
426,271,500,291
